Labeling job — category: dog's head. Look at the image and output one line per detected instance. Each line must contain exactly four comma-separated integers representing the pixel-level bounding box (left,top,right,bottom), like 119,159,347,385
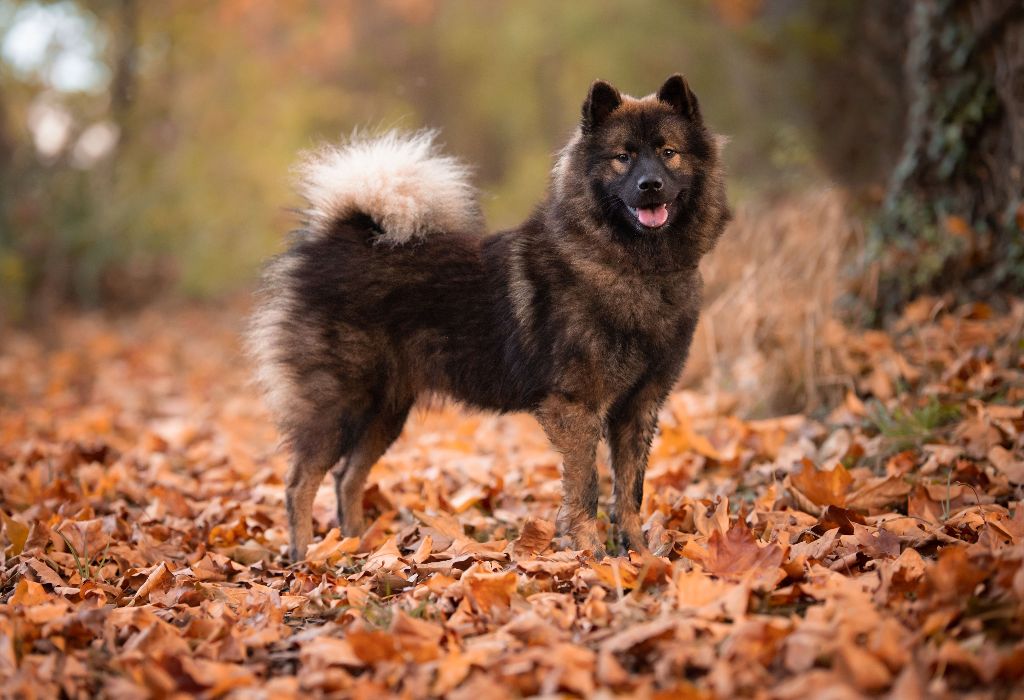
575,74,717,235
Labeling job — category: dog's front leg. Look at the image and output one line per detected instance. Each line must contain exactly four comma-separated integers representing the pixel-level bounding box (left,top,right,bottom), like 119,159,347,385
536,393,605,558
607,392,662,555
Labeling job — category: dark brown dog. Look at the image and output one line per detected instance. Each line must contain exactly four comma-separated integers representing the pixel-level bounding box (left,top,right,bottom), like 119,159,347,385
250,75,729,561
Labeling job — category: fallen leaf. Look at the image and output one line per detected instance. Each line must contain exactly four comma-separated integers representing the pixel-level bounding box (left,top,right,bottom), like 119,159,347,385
838,642,892,692
846,475,911,511
129,562,172,605
816,505,867,536
462,567,518,614
305,528,359,564
590,558,639,592
790,459,852,508
683,520,785,589
10,579,50,606
300,636,364,669
512,518,555,559
852,525,901,559
1,511,29,556
988,446,1024,483
925,546,989,603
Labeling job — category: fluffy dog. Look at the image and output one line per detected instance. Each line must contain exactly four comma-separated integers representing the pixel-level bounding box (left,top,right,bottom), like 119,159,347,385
250,74,729,560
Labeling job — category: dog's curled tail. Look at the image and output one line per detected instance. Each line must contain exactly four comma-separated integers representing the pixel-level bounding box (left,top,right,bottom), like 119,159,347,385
295,129,482,244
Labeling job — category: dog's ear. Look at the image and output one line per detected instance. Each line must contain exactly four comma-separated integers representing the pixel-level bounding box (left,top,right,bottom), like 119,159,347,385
581,80,622,133
657,74,700,120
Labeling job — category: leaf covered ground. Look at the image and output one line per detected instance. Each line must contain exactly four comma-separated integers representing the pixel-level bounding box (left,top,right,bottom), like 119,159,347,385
1,298,1023,699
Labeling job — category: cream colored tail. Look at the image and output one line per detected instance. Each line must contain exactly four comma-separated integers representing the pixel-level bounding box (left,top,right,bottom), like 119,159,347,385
294,130,482,244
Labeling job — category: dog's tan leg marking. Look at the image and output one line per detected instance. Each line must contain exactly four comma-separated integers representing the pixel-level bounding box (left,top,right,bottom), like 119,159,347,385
609,411,657,555
535,393,606,558
609,380,670,555
285,458,333,562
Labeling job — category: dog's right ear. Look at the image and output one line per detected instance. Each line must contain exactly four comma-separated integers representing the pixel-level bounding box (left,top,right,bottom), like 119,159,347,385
581,80,621,133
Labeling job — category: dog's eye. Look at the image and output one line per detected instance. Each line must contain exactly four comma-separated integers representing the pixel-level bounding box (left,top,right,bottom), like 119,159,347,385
662,148,677,158
614,153,631,163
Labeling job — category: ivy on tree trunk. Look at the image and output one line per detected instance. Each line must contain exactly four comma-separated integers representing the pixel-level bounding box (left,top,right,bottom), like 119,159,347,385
872,0,1024,313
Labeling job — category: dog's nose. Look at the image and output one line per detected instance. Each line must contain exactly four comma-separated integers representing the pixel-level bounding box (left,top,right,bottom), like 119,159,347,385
638,176,663,192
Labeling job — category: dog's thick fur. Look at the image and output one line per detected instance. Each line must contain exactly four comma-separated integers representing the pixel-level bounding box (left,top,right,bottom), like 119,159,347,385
250,75,730,561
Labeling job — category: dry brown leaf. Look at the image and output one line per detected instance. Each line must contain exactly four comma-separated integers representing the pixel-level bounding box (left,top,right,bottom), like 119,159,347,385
817,505,867,535
24,558,67,588
988,445,1024,483
178,657,257,695
675,566,750,620
790,459,852,508
788,527,839,562
414,510,466,541
683,520,785,589
590,558,640,591
2,295,1023,697
694,497,730,537
838,642,892,692
433,647,492,696
462,567,518,614
57,518,111,561
517,551,582,579
511,518,555,559
300,636,364,669
846,476,911,511
412,534,433,564
852,526,900,559
363,538,404,573
304,528,360,564
10,579,50,606
924,546,989,603
130,562,172,605
1,511,29,556
601,617,679,655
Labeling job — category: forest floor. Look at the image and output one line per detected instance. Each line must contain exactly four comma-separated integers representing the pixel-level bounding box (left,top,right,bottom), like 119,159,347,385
1,298,1023,699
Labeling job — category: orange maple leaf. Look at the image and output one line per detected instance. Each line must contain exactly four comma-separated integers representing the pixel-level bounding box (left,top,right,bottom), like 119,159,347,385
683,520,785,588
790,459,853,508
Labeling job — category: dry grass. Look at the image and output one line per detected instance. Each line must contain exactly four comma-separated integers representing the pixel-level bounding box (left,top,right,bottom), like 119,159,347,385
684,189,864,416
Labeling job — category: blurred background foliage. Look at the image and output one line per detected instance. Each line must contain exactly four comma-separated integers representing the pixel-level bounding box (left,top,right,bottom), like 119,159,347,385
0,0,1020,327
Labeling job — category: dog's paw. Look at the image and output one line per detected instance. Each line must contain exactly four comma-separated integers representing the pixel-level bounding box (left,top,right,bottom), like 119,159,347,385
618,527,650,557
570,521,606,558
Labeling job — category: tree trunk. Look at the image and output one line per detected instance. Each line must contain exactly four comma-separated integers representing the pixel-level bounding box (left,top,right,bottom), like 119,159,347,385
110,0,139,147
873,0,1024,312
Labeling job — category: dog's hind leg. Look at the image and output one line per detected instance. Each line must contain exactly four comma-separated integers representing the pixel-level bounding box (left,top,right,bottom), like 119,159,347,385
332,399,413,537
285,431,345,562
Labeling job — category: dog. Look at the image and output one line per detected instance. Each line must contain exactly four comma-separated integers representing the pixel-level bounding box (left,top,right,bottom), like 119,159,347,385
249,74,729,561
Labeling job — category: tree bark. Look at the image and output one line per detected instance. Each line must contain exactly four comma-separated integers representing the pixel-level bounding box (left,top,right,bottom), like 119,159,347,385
110,0,139,146
873,0,1024,311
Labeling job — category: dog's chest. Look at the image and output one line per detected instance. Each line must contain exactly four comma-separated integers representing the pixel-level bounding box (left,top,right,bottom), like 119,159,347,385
578,267,698,336
564,274,698,396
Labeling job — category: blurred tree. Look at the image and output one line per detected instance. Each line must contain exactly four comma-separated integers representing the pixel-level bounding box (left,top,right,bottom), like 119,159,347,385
108,0,137,144
772,0,1023,315
799,1,909,188
871,0,1024,312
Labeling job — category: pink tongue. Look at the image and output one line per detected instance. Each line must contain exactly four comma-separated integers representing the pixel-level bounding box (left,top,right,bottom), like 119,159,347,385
637,204,668,227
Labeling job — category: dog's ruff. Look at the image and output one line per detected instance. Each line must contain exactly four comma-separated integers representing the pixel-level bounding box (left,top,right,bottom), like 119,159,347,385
295,130,482,243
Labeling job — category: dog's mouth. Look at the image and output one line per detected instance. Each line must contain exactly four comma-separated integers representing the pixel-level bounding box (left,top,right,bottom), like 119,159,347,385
626,203,670,229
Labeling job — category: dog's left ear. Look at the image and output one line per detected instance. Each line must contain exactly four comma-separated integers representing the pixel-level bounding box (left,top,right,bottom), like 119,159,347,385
657,74,700,120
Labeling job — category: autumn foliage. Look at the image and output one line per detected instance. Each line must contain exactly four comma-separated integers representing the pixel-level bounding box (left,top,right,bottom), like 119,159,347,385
0,297,1021,697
